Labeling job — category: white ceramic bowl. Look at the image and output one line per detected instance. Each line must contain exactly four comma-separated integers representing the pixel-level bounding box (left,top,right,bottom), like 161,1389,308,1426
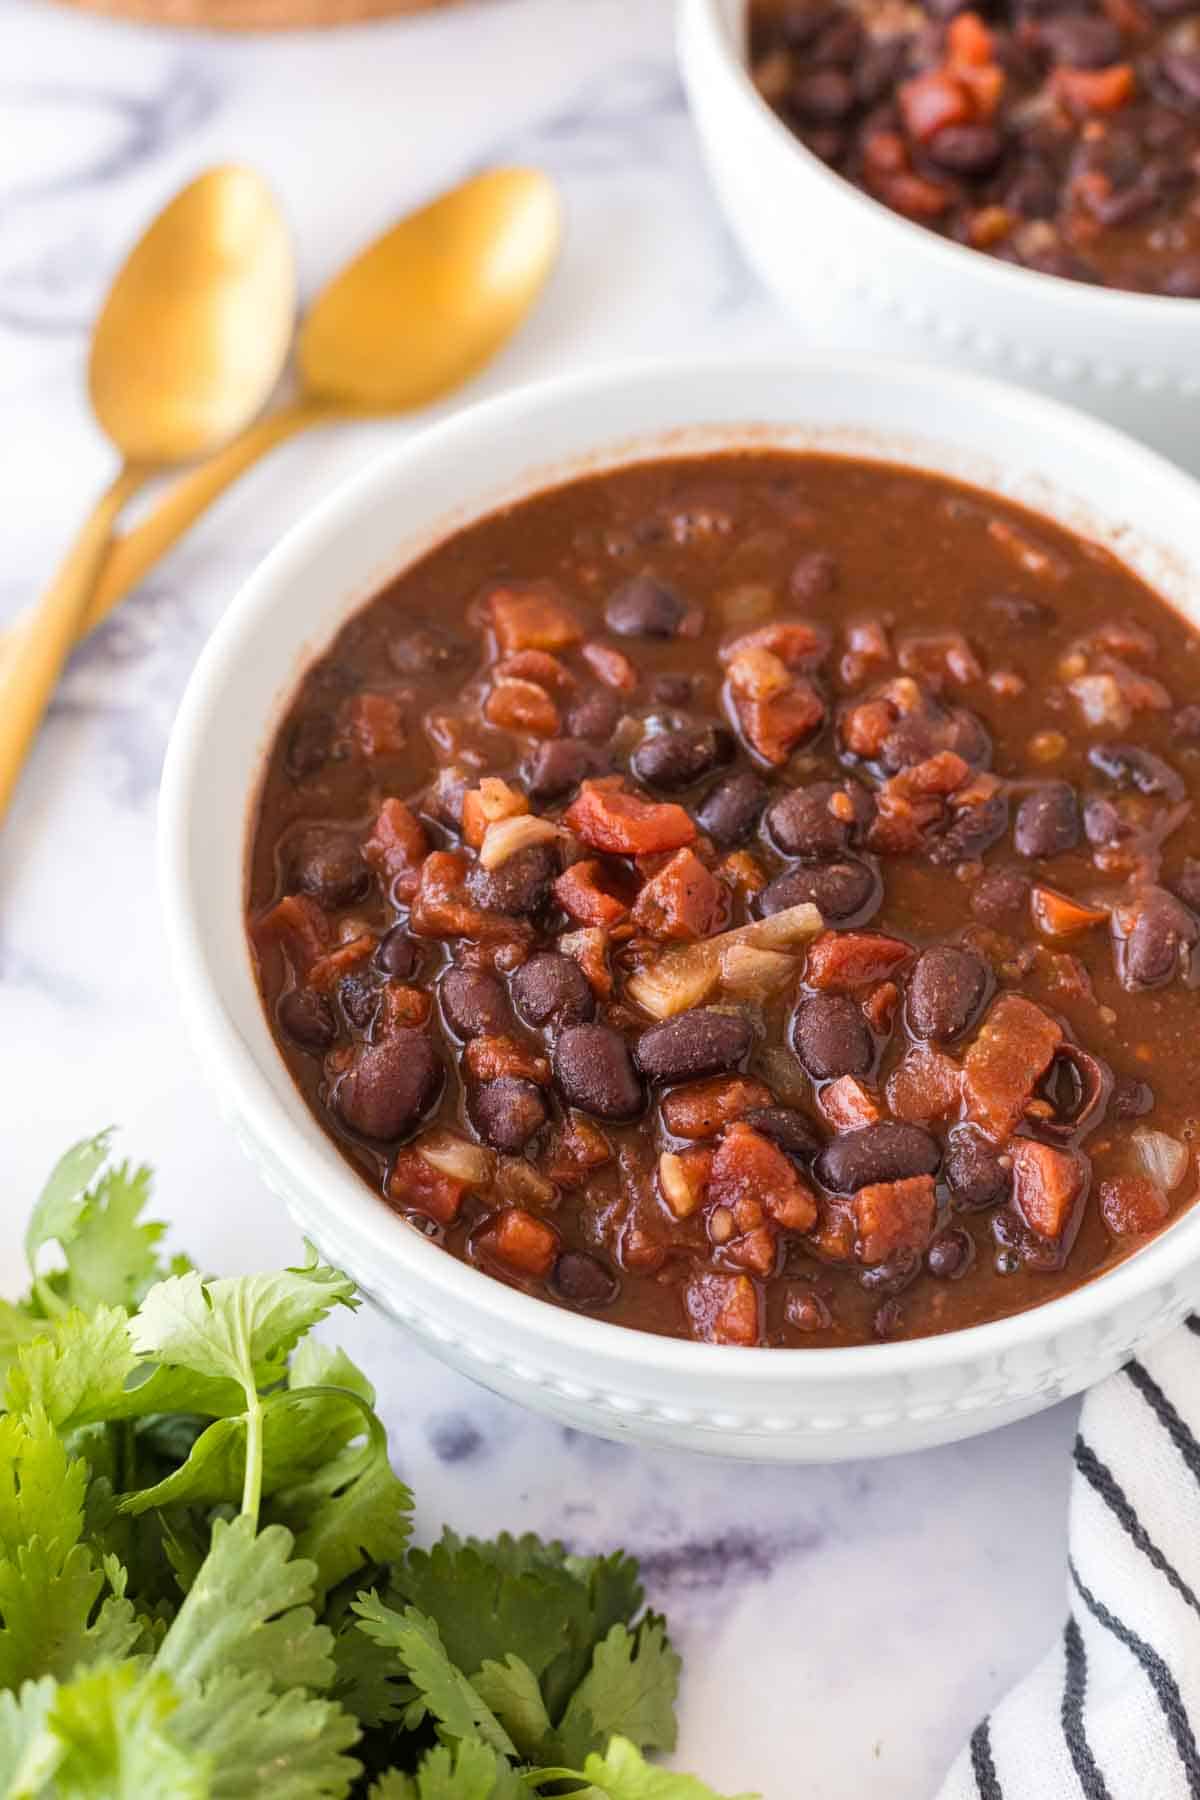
678,0,1200,472
161,356,1200,1462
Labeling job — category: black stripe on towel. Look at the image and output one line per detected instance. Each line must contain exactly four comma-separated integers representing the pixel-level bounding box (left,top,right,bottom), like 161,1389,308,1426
1074,1435,1200,1617
1062,1614,1113,1800
970,1717,1002,1800
1127,1357,1200,1488
1070,1558,1200,1789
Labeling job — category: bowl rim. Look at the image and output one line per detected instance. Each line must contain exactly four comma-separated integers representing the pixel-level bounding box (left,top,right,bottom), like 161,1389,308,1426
679,0,1199,321
160,350,1200,1389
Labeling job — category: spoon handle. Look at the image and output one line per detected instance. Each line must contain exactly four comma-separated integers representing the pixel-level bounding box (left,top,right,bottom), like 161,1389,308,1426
86,398,333,631
0,465,145,823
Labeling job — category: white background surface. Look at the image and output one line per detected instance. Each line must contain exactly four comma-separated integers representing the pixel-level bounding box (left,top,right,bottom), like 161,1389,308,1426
0,3,1078,1792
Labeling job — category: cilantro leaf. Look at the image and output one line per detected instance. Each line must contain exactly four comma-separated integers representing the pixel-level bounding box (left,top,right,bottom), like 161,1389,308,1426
539,1736,760,1800
351,1598,516,1759
156,1515,334,1696
24,1131,114,1269
167,1666,360,1798
288,1340,376,1407
370,1738,525,1800
47,1663,209,1799
555,1620,680,1765
61,1162,167,1312
0,1301,41,1399
0,1413,88,1562
5,1308,138,1430
471,1655,552,1761
0,1676,59,1795
273,1402,413,1602
331,1618,417,1729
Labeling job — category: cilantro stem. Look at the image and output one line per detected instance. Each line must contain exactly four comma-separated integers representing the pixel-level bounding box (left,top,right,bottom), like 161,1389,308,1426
242,1391,264,1523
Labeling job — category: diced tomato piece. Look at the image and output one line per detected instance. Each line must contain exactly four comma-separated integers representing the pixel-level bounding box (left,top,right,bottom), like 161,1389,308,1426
1010,1140,1087,1244
730,679,826,766
898,70,974,142
485,1207,560,1277
564,779,697,856
558,926,613,998
862,130,909,175
711,1122,818,1233
948,10,995,64
461,777,528,850
718,849,767,896
307,933,375,994
484,678,560,738
869,751,971,854
552,860,630,928
631,848,728,942
548,1115,615,1187
661,1076,774,1141
1099,1174,1169,1238
721,618,831,670
810,1198,856,1264
251,893,331,972
958,60,1005,116
963,995,1063,1141
684,1271,761,1346
863,980,900,1034
376,983,432,1034
853,1175,937,1265
494,649,574,692
363,798,428,902
581,641,639,692
805,931,911,992
841,696,899,759
341,691,407,758
885,1044,963,1125
1052,63,1135,113
878,171,957,220
487,584,582,654
1031,885,1109,940
819,1076,882,1132
725,1225,778,1277
387,1149,468,1226
410,850,533,946
464,1034,551,1084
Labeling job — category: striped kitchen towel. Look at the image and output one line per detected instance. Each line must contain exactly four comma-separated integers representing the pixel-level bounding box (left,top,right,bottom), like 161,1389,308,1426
938,1321,1200,1800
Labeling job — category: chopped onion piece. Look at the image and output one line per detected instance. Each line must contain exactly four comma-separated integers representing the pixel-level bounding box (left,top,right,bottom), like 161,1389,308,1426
626,901,821,1018
718,943,796,998
479,813,560,870
719,582,775,626
496,1156,556,1207
477,776,528,823
1132,1126,1189,1193
416,1130,495,1188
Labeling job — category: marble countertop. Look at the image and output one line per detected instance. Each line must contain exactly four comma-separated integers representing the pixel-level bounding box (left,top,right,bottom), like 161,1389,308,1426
0,2,1080,1792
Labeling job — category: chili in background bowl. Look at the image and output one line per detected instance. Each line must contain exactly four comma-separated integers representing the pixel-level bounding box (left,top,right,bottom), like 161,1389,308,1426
160,356,1200,1461
678,0,1200,474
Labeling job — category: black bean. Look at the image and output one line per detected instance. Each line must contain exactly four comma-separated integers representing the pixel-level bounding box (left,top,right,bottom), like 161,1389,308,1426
1083,794,1131,849
1115,885,1198,990
429,766,470,831
285,711,334,780
632,725,735,791
388,624,466,675
339,974,377,1030
766,781,871,860
1089,742,1185,803
1175,703,1200,740
1014,782,1081,858
879,707,991,774
552,1250,619,1307
511,952,595,1030
926,123,1005,175
554,1024,644,1120
815,1121,940,1193
791,68,856,118
635,1011,752,1083
927,787,1009,866
789,548,839,600
859,1247,923,1295
1039,13,1122,63
742,1106,823,1162
759,858,880,925
286,825,369,908
969,867,1029,924
945,1127,1011,1211
873,1298,905,1340
334,1033,441,1140
565,688,623,743
792,993,873,1080
376,925,419,979
469,1077,547,1152
1161,47,1200,106
696,771,769,847
278,987,336,1052
441,968,510,1039
927,1227,975,1280
987,592,1057,628
1172,857,1200,913
1111,1074,1155,1118
467,844,557,916
652,674,695,706
524,739,607,803
605,575,689,639
1161,261,1200,299
906,945,989,1043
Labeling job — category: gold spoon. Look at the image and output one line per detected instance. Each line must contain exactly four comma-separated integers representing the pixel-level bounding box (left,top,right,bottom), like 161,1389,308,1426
82,166,561,632
0,166,294,821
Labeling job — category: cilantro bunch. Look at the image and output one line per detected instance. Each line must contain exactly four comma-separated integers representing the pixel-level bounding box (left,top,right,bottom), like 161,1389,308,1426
0,1133,755,1800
